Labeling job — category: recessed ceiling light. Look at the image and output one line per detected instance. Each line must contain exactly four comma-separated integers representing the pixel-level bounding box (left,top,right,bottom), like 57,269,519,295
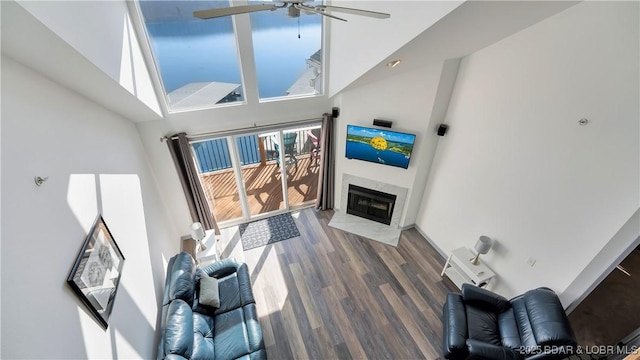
386,60,402,68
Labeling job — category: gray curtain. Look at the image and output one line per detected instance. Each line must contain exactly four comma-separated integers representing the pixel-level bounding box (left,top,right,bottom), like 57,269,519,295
316,113,335,210
167,133,220,235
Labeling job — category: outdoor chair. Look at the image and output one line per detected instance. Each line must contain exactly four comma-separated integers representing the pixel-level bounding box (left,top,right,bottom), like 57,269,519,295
306,129,321,167
274,132,298,168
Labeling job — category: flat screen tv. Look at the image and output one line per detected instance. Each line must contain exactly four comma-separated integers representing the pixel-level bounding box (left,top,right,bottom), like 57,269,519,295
345,125,416,169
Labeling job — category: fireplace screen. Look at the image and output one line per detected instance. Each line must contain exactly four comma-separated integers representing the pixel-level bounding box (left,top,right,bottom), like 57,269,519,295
346,184,397,225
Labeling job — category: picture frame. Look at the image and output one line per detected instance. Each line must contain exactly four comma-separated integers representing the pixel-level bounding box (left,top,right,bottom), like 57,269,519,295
67,214,125,329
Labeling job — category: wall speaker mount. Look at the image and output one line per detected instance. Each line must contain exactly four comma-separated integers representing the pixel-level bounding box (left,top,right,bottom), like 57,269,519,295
373,119,392,128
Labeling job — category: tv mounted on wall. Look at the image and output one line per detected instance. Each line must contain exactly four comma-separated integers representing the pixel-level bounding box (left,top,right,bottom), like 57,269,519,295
345,124,416,169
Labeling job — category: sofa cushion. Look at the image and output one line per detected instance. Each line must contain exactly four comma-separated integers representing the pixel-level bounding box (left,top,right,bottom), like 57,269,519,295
192,312,215,360
200,276,220,308
498,308,522,349
214,307,251,360
216,272,242,314
164,300,194,359
510,296,537,349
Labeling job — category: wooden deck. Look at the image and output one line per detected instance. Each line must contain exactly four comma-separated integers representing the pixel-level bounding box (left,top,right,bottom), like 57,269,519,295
200,154,319,222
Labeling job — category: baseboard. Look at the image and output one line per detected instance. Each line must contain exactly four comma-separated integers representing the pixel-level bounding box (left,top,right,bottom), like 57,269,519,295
413,224,448,262
400,224,414,231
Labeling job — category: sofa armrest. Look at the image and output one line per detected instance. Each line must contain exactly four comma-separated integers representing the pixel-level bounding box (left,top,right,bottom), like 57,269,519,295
461,284,510,313
524,288,577,347
466,339,519,360
443,293,468,359
236,263,255,305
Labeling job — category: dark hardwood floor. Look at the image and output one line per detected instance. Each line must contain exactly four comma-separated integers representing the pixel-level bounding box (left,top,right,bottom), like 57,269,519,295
213,208,458,359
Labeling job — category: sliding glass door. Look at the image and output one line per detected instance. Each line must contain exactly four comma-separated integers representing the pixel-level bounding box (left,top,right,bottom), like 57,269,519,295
191,121,321,226
235,133,285,217
192,136,243,223
284,125,321,209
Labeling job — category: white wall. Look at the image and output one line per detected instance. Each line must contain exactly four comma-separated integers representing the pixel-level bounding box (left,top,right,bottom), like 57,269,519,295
0,57,178,359
334,62,447,227
14,0,162,118
327,0,462,97
416,1,640,302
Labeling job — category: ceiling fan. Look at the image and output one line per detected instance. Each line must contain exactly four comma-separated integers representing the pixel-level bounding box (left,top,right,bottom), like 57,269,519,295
193,0,390,22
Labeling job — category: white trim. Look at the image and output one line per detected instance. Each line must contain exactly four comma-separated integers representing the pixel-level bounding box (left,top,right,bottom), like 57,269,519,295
228,135,251,221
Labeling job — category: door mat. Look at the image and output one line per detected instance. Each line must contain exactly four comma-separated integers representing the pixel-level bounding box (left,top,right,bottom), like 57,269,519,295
240,212,300,251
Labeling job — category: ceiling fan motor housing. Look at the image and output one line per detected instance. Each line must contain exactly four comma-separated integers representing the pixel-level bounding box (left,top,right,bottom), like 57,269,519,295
287,5,301,17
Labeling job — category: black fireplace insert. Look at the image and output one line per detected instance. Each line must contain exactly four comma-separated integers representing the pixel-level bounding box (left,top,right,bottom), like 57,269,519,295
346,184,397,225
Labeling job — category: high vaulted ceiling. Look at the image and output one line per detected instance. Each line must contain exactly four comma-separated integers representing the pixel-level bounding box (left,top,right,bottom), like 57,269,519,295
1,0,578,124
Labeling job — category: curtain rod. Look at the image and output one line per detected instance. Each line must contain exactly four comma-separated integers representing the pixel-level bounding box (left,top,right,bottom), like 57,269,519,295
160,117,324,143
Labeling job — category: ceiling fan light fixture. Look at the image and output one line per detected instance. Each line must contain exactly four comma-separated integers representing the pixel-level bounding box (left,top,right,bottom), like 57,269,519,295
387,60,402,68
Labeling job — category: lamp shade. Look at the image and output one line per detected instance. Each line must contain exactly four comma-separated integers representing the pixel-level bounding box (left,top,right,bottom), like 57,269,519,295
191,222,205,241
474,236,493,255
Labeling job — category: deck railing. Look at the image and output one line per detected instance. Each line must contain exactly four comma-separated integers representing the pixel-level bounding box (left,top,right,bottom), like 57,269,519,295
192,127,320,173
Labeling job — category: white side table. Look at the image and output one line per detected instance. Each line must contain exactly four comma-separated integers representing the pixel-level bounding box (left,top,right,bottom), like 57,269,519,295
196,230,219,265
441,247,495,289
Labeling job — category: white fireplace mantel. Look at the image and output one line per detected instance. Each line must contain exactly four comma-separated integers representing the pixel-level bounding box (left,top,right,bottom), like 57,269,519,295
329,173,408,246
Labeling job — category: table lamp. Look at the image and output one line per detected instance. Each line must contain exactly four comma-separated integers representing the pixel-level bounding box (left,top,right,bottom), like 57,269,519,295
191,222,207,251
470,235,493,265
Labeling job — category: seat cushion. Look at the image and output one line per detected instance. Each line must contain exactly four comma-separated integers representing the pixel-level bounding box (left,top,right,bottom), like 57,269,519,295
466,304,501,346
214,308,251,360
192,312,215,360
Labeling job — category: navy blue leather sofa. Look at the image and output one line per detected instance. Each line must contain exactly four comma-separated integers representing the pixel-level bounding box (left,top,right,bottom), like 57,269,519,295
157,252,266,360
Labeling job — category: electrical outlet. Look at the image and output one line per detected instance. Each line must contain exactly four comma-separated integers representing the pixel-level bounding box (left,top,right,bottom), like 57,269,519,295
527,257,537,267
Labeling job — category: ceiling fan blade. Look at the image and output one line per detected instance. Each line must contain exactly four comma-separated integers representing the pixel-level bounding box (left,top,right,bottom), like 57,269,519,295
194,4,278,19
315,5,390,19
295,4,347,22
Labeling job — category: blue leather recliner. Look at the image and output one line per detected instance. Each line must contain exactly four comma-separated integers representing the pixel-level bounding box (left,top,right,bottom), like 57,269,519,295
157,252,266,360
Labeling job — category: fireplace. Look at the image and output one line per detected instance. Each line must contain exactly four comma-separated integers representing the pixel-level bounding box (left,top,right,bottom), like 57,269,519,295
346,184,397,225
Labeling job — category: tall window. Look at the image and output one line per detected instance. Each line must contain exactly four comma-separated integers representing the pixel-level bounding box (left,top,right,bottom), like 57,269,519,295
248,0,322,100
136,1,324,112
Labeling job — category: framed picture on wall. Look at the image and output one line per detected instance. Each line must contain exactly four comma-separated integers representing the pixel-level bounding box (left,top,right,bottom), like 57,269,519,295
66,214,125,329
